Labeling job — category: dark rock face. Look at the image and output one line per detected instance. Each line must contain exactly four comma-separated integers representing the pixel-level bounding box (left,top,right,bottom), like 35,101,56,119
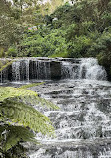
7,65,12,81
50,61,61,79
0,64,12,82
104,66,111,81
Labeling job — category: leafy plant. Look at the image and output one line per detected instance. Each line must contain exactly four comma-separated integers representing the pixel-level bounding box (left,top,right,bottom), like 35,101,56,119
6,47,17,57
68,35,92,57
0,85,58,157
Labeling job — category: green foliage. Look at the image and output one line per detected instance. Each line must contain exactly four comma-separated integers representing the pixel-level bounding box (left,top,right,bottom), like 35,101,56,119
6,46,17,57
50,3,78,27
0,86,58,109
89,31,111,55
90,31,111,80
68,35,92,57
0,125,35,152
18,0,111,59
0,99,55,135
0,0,24,50
1,0,111,78
0,86,58,157
0,15,23,50
19,27,68,57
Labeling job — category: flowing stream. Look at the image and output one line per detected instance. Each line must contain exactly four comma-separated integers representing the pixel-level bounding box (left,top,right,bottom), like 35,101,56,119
28,58,111,158
1,58,111,158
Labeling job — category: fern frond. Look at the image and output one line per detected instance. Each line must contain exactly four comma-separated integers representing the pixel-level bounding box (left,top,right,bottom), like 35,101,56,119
0,87,59,110
0,85,58,154
0,100,55,136
0,124,35,152
0,87,38,102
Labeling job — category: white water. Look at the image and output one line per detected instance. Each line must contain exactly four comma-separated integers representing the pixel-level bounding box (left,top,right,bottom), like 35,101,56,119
79,58,107,80
61,58,107,80
11,59,51,81
25,59,30,81
0,58,106,82
29,78,111,158
28,58,110,158
12,61,21,81
1,58,111,157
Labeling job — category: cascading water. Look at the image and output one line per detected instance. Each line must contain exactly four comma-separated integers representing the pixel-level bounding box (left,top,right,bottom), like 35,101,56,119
12,61,21,81
79,58,107,80
1,57,111,157
25,59,29,81
22,58,111,158
34,60,51,79
11,59,51,82
0,57,106,82
61,61,80,79
29,78,111,158
61,58,106,80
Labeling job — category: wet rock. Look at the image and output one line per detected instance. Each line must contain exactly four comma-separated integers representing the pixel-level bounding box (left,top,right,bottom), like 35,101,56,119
50,61,61,79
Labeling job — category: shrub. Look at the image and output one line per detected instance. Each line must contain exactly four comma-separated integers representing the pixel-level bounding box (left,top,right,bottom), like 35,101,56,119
6,46,17,57
68,35,92,57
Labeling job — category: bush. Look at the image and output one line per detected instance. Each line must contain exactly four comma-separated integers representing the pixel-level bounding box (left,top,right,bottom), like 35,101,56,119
68,35,92,57
19,27,67,57
6,46,17,57
87,31,111,80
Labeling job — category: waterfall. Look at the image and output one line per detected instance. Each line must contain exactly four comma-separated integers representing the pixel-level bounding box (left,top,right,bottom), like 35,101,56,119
25,59,29,81
29,59,51,80
11,59,51,81
61,61,80,79
0,58,107,82
61,58,107,80
79,58,107,80
12,61,21,81
35,60,51,79
29,78,111,158
12,60,30,81
1,57,111,158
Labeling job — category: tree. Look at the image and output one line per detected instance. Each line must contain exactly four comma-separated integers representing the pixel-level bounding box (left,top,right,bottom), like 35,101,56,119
0,0,24,52
12,0,36,15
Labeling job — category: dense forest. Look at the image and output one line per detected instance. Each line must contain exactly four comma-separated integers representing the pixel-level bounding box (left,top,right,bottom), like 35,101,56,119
0,0,111,79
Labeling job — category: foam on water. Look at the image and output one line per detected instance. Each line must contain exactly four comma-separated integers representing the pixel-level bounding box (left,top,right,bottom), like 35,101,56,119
61,58,107,80
29,78,111,158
